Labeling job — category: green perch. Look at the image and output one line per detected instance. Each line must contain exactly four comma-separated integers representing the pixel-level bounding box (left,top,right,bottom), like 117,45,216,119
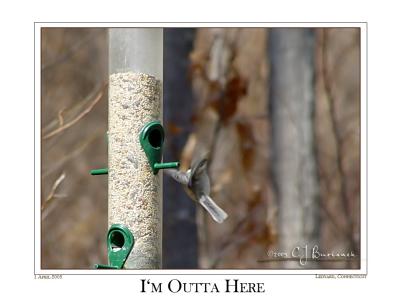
90,168,108,175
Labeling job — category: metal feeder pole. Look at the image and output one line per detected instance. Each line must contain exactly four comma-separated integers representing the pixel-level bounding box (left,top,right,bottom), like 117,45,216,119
108,28,163,268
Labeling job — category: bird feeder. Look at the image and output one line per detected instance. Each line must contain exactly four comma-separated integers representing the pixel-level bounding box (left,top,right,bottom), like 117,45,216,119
91,28,179,269
108,28,164,269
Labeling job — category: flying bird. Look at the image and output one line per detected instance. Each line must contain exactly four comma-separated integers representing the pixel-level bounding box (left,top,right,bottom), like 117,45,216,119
165,156,228,223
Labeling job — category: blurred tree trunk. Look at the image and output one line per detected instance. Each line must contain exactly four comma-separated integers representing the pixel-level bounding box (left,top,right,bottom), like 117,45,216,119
268,29,319,268
163,28,198,268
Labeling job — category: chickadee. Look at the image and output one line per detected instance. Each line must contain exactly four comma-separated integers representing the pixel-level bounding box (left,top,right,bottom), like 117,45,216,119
165,157,228,223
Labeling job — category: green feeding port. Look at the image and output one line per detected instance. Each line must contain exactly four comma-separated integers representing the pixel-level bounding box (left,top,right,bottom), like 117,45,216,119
139,121,180,174
95,224,134,269
110,230,125,250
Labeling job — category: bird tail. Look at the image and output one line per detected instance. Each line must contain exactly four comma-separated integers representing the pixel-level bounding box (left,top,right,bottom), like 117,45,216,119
199,195,228,224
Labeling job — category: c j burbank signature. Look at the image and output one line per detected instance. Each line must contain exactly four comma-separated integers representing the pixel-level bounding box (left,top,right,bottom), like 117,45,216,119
258,245,357,266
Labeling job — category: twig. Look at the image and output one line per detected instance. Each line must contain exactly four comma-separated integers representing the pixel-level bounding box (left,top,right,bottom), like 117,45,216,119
42,83,107,140
58,108,65,126
42,172,66,211
42,82,102,134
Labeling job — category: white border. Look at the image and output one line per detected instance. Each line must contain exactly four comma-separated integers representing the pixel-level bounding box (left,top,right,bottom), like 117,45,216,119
34,23,41,274
34,22,367,275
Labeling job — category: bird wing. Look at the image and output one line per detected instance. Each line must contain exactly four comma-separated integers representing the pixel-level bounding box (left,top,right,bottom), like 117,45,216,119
164,169,190,185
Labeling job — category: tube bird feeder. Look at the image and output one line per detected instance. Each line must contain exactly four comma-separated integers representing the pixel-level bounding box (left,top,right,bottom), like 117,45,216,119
108,28,163,269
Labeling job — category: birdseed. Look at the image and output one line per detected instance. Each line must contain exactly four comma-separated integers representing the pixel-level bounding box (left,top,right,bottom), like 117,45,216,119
109,71,162,269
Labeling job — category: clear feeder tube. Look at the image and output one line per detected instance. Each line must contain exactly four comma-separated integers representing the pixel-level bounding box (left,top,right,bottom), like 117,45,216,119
108,28,163,269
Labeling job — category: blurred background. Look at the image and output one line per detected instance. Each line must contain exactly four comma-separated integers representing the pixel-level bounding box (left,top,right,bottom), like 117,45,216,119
41,27,360,269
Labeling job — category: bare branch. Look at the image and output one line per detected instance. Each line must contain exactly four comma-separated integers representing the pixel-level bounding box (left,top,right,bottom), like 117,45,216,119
42,84,100,134
57,108,65,127
42,172,66,211
42,83,107,140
